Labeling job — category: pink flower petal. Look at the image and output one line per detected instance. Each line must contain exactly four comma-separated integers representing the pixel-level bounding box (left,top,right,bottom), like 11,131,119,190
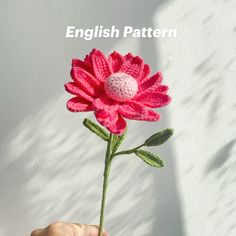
155,85,169,93
66,97,93,112
119,56,144,81
95,110,126,135
119,101,160,121
93,95,126,134
122,54,149,81
135,92,171,108
136,85,169,100
124,53,133,60
138,64,151,82
64,82,94,102
71,58,93,74
139,71,163,92
92,95,119,113
108,51,124,72
91,49,113,82
64,82,80,95
70,67,102,97
84,54,93,66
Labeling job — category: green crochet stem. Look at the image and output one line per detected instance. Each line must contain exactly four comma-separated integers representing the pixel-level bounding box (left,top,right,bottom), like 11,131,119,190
98,133,113,236
98,133,145,236
92,123,173,235
112,143,145,159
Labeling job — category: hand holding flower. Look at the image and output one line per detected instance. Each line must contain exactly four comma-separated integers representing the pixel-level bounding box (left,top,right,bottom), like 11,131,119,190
31,222,109,236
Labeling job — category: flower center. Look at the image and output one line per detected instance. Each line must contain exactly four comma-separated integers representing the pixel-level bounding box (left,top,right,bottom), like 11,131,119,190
104,73,138,102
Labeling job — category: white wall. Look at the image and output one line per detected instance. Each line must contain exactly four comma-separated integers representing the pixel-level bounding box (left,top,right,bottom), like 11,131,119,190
0,1,235,236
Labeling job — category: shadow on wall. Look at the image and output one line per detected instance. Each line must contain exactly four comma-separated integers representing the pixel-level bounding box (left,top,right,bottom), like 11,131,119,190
0,0,184,236
204,139,236,235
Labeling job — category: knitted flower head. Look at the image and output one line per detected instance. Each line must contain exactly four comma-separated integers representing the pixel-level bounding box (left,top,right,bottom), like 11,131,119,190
65,49,171,134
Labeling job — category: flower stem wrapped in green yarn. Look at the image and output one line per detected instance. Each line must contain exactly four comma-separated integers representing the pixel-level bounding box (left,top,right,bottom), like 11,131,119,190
82,119,173,236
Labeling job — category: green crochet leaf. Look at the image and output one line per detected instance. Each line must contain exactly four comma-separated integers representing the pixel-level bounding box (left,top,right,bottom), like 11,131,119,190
83,118,109,141
112,129,127,154
144,128,174,147
135,149,164,168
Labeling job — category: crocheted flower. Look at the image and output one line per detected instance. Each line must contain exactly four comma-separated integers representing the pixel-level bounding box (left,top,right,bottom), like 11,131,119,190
65,49,171,134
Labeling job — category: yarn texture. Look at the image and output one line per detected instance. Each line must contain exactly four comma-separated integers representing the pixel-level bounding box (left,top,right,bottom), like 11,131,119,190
104,72,138,102
65,49,171,134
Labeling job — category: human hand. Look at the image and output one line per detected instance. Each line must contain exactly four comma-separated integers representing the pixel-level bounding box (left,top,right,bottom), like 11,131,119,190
30,221,109,236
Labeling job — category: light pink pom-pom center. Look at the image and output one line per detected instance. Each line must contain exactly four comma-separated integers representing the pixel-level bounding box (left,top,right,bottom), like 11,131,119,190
104,73,138,102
